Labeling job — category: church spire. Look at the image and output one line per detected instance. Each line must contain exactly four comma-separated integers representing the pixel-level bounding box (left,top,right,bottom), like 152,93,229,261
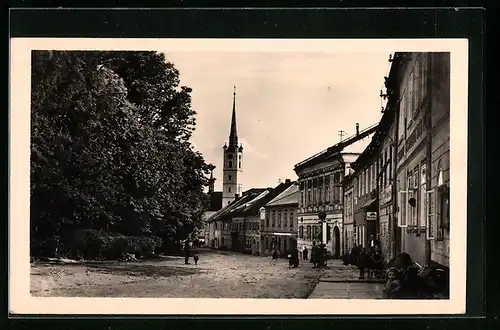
228,85,238,149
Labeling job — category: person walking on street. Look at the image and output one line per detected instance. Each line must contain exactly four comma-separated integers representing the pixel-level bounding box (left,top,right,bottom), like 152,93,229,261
303,246,308,261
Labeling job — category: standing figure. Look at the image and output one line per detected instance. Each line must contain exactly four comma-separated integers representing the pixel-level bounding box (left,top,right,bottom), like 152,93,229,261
184,240,191,265
311,241,318,268
303,246,308,261
272,249,279,264
358,248,369,279
383,267,402,299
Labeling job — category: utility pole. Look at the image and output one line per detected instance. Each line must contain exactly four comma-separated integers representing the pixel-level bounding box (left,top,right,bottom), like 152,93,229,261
338,130,346,142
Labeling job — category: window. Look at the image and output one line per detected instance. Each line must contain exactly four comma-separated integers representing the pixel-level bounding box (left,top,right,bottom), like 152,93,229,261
299,226,304,238
228,175,232,181
318,178,323,203
439,188,450,231
290,212,294,228
313,179,317,205
265,237,269,249
277,212,282,228
426,188,435,240
307,180,312,206
325,176,330,203
266,213,270,227
383,150,388,186
389,145,393,183
300,182,305,207
239,161,241,168
419,164,427,230
398,179,408,227
420,55,428,101
407,72,414,126
367,167,372,193
228,186,231,193
306,225,311,240
228,161,233,168
272,211,276,227
284,211,288,228
407,174,416,226
398,90,407,140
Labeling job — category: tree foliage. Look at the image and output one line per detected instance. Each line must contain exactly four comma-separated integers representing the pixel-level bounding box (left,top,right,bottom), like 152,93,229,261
30,51,210,256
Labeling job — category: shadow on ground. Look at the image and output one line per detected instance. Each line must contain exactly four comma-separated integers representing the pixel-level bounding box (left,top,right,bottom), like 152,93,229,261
84,263,204,278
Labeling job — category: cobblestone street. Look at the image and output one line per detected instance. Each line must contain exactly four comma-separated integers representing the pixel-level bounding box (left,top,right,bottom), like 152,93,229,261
31,249,327,298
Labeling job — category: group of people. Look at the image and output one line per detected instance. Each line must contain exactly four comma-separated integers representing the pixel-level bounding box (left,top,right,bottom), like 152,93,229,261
301,241,327,268
347,241,385,279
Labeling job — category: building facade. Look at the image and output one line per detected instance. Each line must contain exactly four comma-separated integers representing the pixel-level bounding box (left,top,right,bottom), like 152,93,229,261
294,150,362,259
350,148,379,251
342,174,355,252
261,183,299,257
389,52,450,269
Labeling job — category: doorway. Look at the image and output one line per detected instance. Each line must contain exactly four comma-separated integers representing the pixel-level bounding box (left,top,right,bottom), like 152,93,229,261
333,226,341,259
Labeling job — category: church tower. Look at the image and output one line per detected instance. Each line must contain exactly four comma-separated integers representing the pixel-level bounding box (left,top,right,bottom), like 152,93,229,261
222,86,243,206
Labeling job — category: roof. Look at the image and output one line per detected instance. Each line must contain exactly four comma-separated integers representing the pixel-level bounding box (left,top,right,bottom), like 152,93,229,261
207,192,223,211
207,182,295,222
293,123,378,171
233,181,295,217
265,183,299,207
207,192,260,222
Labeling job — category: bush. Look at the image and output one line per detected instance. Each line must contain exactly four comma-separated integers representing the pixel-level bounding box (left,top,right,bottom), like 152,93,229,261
58,229,163,260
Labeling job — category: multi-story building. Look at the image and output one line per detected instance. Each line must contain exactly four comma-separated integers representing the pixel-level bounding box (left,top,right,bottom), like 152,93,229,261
388,52,450,270
294,147,367,258
342,174,355,253
261,182,299,257
350,145,379,251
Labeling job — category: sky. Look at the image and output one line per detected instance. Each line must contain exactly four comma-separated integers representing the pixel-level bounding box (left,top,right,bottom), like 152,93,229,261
161,50,394,191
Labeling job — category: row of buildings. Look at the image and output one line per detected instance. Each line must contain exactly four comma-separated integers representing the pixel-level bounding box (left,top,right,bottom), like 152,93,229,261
342,52,451,269
204,52,450,272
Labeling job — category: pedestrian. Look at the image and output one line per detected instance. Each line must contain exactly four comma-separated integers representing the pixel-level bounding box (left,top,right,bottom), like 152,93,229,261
368,234,379,255
272,249,279,264
303,246,308,261
350,243,361,266
311,241,318,268
358,247,369,279
184,240,191,265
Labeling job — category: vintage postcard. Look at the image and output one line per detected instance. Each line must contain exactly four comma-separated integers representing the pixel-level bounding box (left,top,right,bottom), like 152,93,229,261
9,38,468,315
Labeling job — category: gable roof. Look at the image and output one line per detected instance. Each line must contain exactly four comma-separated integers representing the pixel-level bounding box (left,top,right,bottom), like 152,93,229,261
265,183,299,207
207,182,295,221
231,181,295,217
206,189,267,222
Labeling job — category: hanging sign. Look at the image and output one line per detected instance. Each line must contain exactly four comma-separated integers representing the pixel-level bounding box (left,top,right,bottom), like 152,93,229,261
366,212,377,221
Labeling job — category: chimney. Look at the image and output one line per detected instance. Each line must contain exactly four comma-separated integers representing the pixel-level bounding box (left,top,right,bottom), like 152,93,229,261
356,123,360,136
285,179,291,183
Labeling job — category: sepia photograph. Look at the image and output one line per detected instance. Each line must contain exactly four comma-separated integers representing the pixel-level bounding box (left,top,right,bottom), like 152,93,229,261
9,38,468,315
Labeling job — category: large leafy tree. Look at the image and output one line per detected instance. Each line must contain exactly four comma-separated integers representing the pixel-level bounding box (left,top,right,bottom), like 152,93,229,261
31,51,210,252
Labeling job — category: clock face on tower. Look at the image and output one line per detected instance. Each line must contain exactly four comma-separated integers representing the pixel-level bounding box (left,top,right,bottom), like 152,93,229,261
228,154,233,159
